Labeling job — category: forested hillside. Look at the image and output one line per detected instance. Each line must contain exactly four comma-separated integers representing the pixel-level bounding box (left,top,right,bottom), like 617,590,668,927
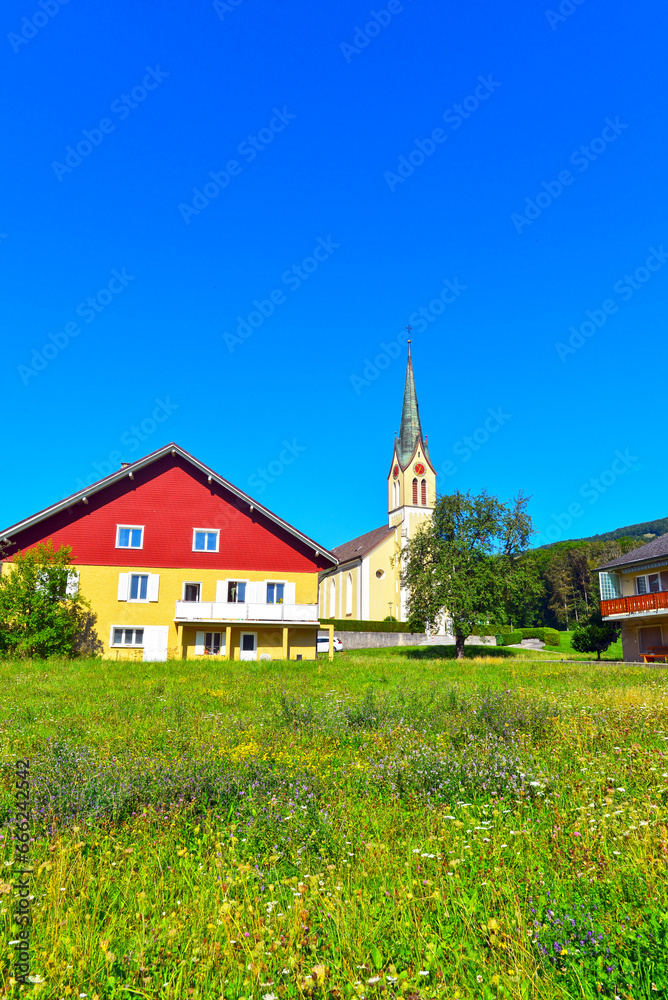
544,515,668,547
514,536,650,630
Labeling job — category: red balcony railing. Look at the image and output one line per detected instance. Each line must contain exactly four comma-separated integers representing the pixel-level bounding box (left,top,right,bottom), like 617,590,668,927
601,591,668,617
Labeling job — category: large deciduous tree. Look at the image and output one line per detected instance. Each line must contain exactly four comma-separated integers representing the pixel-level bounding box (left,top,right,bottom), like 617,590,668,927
402,490,535,658
0,542,102,658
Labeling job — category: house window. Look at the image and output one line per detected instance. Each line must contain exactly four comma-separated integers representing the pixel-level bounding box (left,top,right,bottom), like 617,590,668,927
204,632,222,654
599,572,621,600
116,525,143,548
421,479,427,506
412,478,418,505
227,581,246,602
184,583,201,602
112,627,144,646
193,529,219,552
266,582,285,604
636,573,661,595
329,578,336,617
129,574,148,601
346,572,353,616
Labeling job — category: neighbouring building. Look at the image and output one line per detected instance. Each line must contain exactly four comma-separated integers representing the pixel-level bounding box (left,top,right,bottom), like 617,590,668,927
0,444,337,662
599,534,668,660
318,341,442,627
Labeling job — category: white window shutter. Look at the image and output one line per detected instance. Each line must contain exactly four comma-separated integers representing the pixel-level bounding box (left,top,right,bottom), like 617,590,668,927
148,574,160,602
117,573,129,601
285,582,296,604
216,580,229,603
220,630,227,652
66,571,79,597
246,581,261,603
195,631,205,655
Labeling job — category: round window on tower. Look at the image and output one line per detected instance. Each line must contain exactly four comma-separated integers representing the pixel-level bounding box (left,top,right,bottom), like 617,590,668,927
375,570,385,580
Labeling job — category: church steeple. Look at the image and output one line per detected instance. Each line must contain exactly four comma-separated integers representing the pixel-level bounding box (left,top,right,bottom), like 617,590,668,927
387,340,436,523
397,340,423,468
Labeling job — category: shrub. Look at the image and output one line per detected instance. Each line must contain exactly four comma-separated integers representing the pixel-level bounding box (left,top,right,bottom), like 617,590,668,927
542,628,560,647
493,627,560,648
497,631,522,646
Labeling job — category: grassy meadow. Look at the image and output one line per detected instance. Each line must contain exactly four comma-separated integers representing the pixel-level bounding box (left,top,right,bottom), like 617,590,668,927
3,647,668,1000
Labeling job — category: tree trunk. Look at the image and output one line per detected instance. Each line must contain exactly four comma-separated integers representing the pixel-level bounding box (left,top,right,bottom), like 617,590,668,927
455,633,466,659
597,650,601,661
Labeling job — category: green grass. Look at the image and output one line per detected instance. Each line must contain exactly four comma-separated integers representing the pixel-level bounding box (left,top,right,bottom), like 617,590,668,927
3,652,668,999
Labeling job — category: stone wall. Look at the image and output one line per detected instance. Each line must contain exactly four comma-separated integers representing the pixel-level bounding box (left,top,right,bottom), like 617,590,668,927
318,631,497,650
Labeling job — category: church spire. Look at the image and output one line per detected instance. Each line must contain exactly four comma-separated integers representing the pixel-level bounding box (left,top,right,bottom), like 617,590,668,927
397,339,423,467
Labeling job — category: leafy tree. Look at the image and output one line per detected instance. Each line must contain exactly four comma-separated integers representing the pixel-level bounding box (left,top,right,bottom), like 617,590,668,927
402,489,534,658
0,542,102,658
571,611,619,661
495,493,544,628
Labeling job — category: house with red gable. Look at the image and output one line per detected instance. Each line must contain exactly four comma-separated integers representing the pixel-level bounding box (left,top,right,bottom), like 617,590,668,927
0,444,338,662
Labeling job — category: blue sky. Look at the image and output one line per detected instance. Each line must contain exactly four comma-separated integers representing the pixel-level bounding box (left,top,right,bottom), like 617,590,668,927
3,0,666,551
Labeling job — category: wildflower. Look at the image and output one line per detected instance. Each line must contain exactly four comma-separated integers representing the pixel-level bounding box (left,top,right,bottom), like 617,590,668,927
476,974,483,982
418,970,429,976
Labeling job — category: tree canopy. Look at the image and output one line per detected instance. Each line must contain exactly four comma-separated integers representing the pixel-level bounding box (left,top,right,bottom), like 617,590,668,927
0,542,101,658
402,489,537,658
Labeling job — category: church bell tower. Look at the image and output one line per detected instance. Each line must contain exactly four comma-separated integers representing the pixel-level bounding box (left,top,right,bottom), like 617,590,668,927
387,340,436,532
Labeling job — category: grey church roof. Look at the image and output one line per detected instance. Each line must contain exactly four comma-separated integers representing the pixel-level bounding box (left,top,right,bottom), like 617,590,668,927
597,532,668,570
331,524,395,564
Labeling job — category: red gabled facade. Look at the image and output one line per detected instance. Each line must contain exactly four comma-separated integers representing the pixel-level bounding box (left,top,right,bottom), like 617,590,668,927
2,451,333,573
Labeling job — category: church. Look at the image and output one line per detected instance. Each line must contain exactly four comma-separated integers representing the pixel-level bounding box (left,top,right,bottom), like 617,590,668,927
318,342,440,625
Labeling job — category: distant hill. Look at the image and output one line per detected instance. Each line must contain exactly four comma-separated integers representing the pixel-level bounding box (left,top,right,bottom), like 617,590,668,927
537,515,668,550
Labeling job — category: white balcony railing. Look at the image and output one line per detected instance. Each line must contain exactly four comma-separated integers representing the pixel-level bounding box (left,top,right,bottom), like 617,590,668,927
174,600,319,623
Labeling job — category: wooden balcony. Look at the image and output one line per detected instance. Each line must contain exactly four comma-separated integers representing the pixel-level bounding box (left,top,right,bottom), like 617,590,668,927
601,591,668,618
